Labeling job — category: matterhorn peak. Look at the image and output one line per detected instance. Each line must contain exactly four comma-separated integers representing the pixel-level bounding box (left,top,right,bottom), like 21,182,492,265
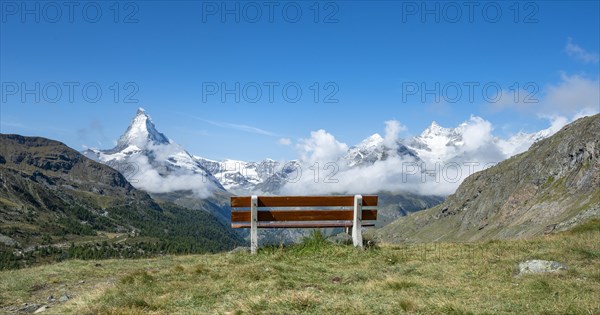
115,108,170,150
83,108,225,196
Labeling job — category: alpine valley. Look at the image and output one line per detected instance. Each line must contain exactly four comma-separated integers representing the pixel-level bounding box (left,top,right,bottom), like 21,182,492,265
80,109,562,228
1,108,596,269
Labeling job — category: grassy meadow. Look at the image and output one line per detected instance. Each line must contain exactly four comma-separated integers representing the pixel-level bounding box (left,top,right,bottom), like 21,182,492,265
1,220,599,314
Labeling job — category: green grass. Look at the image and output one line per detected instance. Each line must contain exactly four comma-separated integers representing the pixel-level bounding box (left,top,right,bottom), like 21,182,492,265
0,223,599,314
570,219,600,234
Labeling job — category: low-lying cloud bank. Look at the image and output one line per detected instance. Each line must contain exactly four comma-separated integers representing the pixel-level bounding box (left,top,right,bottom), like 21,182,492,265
278,70,599,196
278,112,594,197
126,151,215,198
92,141,217,199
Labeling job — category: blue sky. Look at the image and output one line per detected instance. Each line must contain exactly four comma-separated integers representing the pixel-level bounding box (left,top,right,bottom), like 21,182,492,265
1,1,599,161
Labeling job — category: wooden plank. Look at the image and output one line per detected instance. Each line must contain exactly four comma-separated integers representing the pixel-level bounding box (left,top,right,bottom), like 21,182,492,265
231,195,378,207
231,221,376,229
231,209,377,222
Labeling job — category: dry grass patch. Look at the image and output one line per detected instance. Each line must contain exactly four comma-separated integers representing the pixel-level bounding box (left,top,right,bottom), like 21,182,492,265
0,224,598,314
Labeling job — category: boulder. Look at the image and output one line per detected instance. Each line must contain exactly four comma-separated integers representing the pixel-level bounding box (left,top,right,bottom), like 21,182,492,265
517,259,568,276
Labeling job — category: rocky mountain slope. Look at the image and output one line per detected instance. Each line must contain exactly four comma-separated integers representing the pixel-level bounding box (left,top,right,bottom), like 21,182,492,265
0,134,242,265
376,192,445,226
377,114,600,243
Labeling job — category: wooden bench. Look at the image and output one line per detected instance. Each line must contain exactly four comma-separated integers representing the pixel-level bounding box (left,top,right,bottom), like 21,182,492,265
230,195,378,254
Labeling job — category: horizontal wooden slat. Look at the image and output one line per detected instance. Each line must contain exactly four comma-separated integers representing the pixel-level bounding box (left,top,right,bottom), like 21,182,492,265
231,210,377,222
231,195,378,208
231,221,376,228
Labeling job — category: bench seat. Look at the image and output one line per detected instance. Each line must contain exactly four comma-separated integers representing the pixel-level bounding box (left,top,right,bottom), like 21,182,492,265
230,195,378,253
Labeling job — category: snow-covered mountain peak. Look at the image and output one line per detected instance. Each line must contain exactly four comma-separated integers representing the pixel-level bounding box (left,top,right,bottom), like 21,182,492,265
357,133,384,148
342,133,419,168
115,108,170,151
417,120,466,143
83,109,224,196
406,121,466,162
421,121,450,138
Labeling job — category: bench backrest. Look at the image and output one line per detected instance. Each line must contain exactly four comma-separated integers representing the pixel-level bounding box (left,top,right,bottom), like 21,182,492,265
231,195,378,253
230,195,378,228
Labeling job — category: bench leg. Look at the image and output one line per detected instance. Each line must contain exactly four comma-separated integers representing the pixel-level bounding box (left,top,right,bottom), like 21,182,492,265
251,195,258,254
353,194,363,248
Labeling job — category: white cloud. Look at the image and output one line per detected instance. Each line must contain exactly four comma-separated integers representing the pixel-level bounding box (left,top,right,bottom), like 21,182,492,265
565,38,599,64
461,116,494,152
296,129,348,165
184,113,278,137
280,117,505,196
125,153,214,198
489,87,540,113
572,107,600,120
383,120,406,149
279,112,587,197
544,73,600,115
203,119,278,136
278,137,292,146
488,73,599,117
488,40,598,117
279,148,496,197
280,155,419,195
100,142,218,198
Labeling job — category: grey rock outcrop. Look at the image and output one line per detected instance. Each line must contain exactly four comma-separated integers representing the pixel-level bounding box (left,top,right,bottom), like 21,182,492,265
517,260,568,276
